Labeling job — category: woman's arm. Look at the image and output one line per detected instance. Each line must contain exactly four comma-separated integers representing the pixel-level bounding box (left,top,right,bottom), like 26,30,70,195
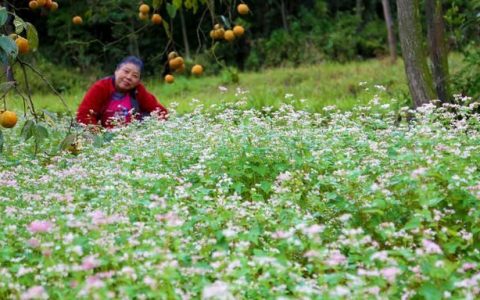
76,80,110,125
136,83,168,120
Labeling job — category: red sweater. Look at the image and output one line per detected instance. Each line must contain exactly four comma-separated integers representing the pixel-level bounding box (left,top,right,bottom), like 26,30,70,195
76,77,168,126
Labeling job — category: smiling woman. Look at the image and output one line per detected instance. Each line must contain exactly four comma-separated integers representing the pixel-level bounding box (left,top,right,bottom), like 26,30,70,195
76,56,168,129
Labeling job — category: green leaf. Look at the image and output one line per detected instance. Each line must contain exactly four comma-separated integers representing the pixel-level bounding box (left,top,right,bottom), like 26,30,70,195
173,0,182,9
252,193,264,201
34,124,48,143
166,3,177,19
419,282,443,300
425,197,443,207
162,20,172,40
0,7,8,26
185,0,202,12
13,15,26,34
373,198,387,209
93,135,104,148
443,240,461,254
0,130,4,153
220,15,230,29
0,36,18,58
259,181,272,193
21,120,35,141
60,133,76,150
102,132,115,142
41,110,57,126
361,208,384,216
403,216,421,231
252,165,267,176
26,23,39,52
152,0,164,9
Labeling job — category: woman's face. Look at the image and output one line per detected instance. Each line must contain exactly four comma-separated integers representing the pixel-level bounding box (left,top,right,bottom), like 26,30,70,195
114,62,141,92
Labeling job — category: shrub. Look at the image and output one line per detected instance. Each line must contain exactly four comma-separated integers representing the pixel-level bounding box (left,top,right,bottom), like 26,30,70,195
12,57,96,94
452,43,480,100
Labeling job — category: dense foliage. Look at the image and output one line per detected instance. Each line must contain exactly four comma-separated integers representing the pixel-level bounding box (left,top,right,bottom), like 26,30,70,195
17,1,475,69
8,1,477,98
1,91,480,299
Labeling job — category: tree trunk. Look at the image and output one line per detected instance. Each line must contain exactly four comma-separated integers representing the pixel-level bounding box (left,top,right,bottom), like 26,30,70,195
425,0,451,102
381,0,397,63
280,0,289,31
128,19,140,57
179,9,191,60
356,0,364,20
396,0,436,108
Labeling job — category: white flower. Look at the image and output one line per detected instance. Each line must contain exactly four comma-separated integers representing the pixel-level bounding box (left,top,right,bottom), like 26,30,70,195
302,224,325,236
222,228,237,238
411,167,428,179
202,281,234,299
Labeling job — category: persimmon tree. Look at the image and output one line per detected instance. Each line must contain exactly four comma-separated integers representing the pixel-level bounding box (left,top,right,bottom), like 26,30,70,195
0,3,57,154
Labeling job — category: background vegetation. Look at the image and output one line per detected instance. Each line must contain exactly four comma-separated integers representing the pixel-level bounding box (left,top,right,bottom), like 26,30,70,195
8,0,480,101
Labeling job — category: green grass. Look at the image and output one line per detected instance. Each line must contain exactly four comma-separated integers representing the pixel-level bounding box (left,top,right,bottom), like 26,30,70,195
4,53,467,116
4,57,410,115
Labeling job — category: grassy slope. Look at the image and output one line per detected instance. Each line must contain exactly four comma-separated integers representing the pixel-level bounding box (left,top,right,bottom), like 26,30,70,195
148,58,409,113
5,58,409,115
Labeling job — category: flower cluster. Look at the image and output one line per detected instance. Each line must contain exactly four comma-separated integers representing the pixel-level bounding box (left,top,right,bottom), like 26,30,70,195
1,99,479,299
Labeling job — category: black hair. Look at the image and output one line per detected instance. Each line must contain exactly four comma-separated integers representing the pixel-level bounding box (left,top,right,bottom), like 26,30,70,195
116,56,144,74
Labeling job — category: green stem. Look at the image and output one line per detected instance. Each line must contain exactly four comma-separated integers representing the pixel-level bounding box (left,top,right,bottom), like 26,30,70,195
18,59,37,120
18,58,73,117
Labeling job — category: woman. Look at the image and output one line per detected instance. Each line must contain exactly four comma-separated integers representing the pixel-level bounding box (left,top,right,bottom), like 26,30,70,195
76,56,168,128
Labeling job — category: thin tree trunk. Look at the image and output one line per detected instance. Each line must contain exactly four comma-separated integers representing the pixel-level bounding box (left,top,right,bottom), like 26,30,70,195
356,0,364,20
128,19,140,57
280,0,289,31
381,0,397,63
180,9,191,60
209,0,215,25
396,0,436,108
425,0,450,102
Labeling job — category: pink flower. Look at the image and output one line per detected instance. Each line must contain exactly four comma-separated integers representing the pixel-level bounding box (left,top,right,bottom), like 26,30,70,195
27,238,41,248
21,285,47,300
155,212,183,227
82,255,100,270
460,262,477,273
411,167,428,179
42,249,52,257
271,230,292,239
304,250,320,258
85,275,105,289
380,267,401,283
422,239,443,255
91,210,106,224
325,250,347,267
27,220,53,233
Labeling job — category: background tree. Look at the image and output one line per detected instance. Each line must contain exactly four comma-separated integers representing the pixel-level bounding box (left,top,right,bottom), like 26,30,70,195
5,0,478,102
396,0,449,108
425,0,451,102
381,0,397,63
